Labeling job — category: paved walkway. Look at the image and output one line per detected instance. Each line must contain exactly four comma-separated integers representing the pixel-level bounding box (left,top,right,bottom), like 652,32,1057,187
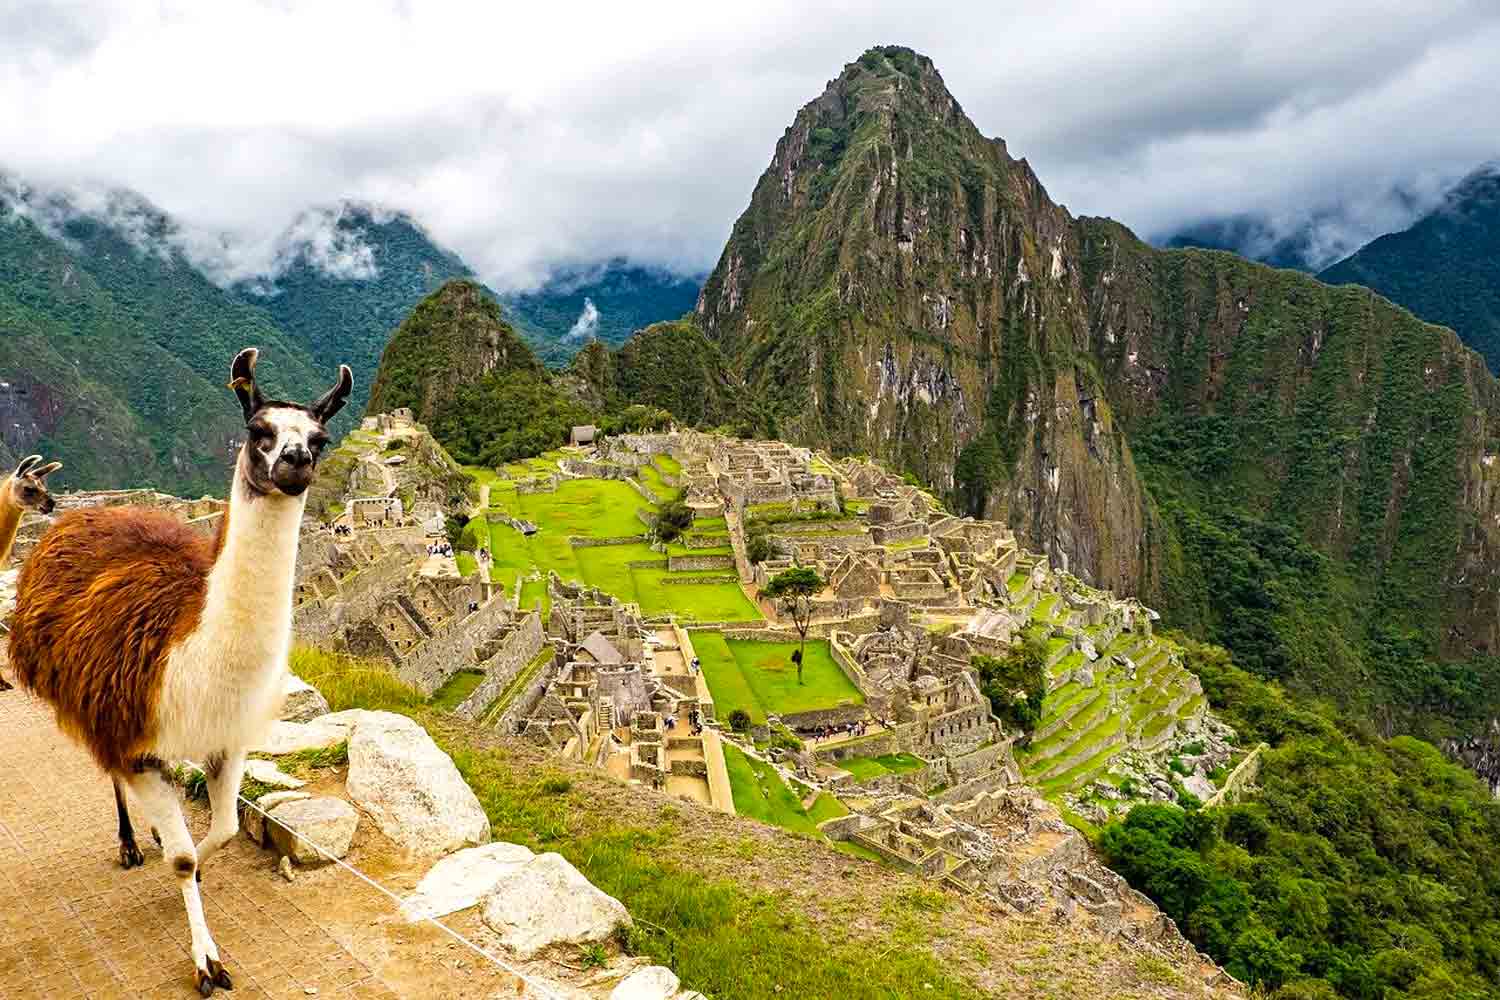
0,688,514,1000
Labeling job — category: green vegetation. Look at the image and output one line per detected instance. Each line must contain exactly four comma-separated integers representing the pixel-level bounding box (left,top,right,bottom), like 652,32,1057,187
288,645,426,714
467,477,759,622
692,633,862,724
721,742,827,837
429,669,485,712
366,280,590,466
760,566,824,683
838,753,925,781
1099,637,1500,999
974,633,1047,737
1320,166,1500,373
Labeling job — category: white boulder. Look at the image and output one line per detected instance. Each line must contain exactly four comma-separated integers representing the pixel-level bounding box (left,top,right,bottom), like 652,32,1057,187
242,790,311,846
266,796,359,865
609,966,680,1000
280,673,331,722
343,711,489,858
480,852,632,959
254,718,353,756
400,842,536,922
244,758,304,789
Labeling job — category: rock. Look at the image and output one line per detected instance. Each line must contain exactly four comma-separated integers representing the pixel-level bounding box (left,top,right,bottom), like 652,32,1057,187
255,718,353,756
245,759,305,789
480,852,632,959
1182,773,1217,802
344,711,489,858
266,796,359,866
280,673,331,722
242,790,311,846
609,966,680,1000
1073,665,1095,688
400,842,536,922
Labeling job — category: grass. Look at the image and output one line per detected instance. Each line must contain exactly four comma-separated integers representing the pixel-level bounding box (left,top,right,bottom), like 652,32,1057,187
721,743,824,837
289,645,427,714
473,477,760,623
807,793,849,824
838,753,926,781
429,669,486,712
440,736,989,1000
653,454,682,476
691,633,863,725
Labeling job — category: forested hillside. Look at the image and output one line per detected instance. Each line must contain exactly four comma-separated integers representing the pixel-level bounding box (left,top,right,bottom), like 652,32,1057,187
0,189,325,494
1319,165,1500,375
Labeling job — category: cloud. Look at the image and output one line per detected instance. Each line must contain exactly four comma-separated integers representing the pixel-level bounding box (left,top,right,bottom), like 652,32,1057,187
566,298,601,341
1,1,1496,287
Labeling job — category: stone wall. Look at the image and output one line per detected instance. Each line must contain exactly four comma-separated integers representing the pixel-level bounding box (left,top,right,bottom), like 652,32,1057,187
870,521,926,545
391,596,513,695
667,553,734,572
1202,743,1267,809
943,741,1011,785
453,613,546,722
293,549,413,646
499,655,564,734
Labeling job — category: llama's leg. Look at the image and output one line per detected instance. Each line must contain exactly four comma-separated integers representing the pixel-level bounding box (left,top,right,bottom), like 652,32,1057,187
193,750,245,874
113,778,145,869
127,765,233,995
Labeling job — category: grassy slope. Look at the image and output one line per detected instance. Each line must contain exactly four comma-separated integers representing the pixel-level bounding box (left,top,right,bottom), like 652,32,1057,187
291,647,1235,1000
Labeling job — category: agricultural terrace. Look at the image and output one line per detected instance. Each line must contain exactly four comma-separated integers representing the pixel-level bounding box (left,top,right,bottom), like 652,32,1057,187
462,473,761,622
691,633,863,725
837,752,925,781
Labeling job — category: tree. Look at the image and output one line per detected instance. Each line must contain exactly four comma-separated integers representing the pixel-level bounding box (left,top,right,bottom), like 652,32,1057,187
972,632,1047,737
654,497,695,543
761,567,824,684
727,709,752,734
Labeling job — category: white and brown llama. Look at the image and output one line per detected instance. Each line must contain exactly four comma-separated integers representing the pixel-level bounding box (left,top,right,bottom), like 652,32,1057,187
9,349,351,996
0,454,63,690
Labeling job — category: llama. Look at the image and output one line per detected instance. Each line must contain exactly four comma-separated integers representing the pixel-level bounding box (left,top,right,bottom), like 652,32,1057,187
0,454,62,691
9,349,351,996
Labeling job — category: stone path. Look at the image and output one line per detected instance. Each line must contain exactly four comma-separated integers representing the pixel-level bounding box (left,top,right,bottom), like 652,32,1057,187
0,688,515,1000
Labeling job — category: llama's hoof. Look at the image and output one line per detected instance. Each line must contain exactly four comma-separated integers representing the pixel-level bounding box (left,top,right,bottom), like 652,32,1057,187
151,827,162,846
0,677,12,691
196,957,233,993
118,839,144,869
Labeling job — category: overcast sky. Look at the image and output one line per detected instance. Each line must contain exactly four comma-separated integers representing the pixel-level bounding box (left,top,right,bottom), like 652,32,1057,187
2,0,1496,288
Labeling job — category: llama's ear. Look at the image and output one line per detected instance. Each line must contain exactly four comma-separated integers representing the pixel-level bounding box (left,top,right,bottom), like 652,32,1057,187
310,364,354,424
33,462,62,479
229,348,266,422
14,455,41,477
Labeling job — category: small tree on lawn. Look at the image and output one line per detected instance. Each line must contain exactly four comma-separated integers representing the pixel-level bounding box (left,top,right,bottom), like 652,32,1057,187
761,566,823,684
654,493,695,544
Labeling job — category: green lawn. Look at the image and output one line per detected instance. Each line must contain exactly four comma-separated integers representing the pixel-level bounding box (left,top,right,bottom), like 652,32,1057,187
429,669,485,712
654,454,682,476
693,634,863,724
471,477,758,622
837,752,926,781
721,742,823,837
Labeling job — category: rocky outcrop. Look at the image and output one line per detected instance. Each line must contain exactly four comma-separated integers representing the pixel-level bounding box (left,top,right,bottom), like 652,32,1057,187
279,672,331,722
343,710,491,858
480,852,633,959
266,796,359,865
400,842,537,922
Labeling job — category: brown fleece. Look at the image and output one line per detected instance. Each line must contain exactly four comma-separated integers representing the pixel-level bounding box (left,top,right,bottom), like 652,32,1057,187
8,507,215,773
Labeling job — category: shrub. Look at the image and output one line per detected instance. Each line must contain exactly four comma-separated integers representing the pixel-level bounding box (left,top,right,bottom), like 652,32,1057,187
728,709,752,734
655,497,696,543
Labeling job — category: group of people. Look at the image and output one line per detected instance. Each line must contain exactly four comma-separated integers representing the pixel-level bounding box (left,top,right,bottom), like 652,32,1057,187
329,523,354,537
426,541,455,557
809,719,871,742
664,707,705,736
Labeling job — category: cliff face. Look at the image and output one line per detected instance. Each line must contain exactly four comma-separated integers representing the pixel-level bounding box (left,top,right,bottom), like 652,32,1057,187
690,47,1151,593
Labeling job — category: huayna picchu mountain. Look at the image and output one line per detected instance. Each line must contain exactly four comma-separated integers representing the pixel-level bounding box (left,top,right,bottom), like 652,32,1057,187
586,46,1500,737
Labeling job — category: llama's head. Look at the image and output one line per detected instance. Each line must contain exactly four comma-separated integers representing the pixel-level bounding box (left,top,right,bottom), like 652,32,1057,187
230,348,353,499
5,455,62,515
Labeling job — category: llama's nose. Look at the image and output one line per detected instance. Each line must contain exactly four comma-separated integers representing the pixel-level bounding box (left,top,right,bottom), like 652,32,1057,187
282,445,312,469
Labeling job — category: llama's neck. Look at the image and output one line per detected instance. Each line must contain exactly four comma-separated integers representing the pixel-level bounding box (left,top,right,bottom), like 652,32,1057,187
196,467,307,673
0,483,21,569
